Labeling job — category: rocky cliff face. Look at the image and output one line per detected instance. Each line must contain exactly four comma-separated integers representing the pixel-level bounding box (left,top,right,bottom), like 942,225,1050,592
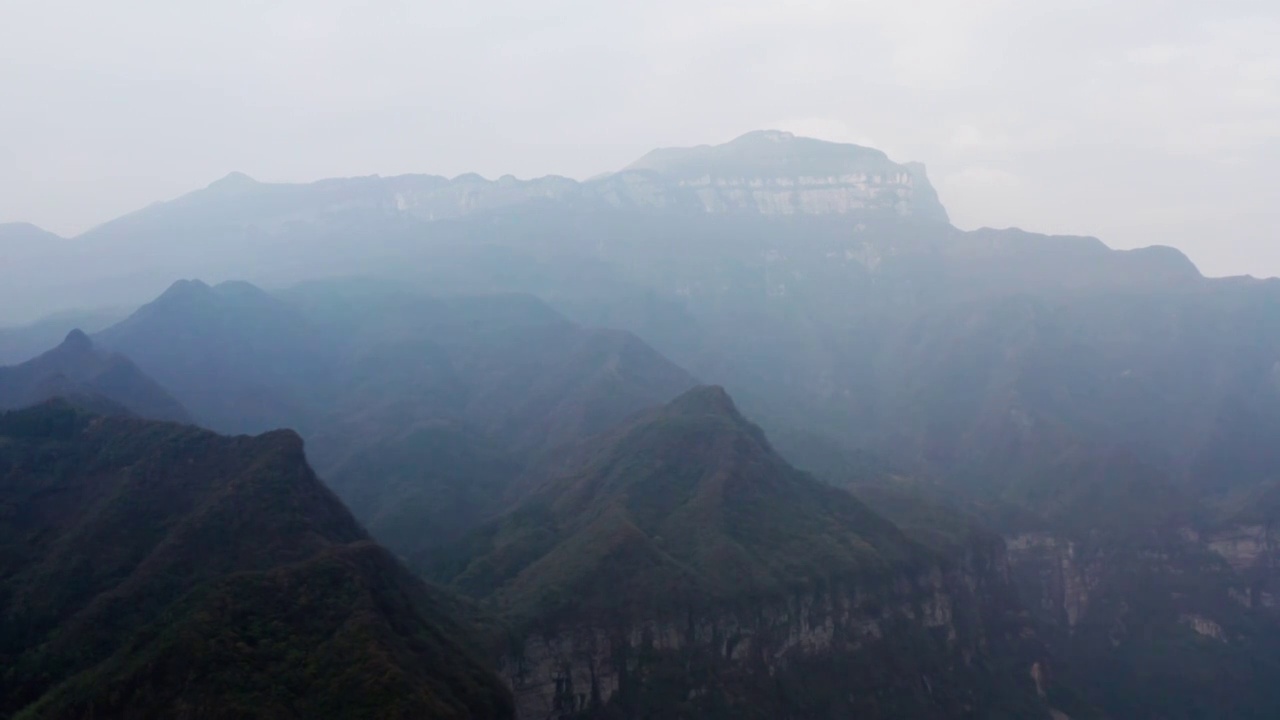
640,169,925,217
615,130,948,222
183,131,948,225
1200,523,1280,610
1204,524,1278,573
430,387,1069,718
1006,534,1103,630
1007,523,1280,636
1004,520,1280,716
499,553,1058,719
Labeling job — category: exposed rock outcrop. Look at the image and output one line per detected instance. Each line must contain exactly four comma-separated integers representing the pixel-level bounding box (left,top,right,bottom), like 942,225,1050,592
1206,524,1277,572
166,131,951,227
500,560,1047,719
1006,533,1101,629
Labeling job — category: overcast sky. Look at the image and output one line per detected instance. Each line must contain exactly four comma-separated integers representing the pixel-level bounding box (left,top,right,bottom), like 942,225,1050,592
2,0,1277,276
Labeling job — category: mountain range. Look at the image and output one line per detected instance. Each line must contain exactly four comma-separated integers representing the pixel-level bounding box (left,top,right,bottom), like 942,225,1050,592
3,130,1280,717
88,277,697,568
0,288,1076,718
0,130,950,325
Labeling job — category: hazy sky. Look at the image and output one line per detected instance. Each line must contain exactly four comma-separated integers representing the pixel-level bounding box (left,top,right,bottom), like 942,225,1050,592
2,0,1277,277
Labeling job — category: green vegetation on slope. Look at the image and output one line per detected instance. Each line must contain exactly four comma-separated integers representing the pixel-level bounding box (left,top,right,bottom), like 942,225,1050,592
432,385,918,626
428,386,1074,719
95,278,697,564
0,401,512,719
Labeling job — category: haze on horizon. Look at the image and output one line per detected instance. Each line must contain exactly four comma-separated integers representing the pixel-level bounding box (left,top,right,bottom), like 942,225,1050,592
2,0,1277,278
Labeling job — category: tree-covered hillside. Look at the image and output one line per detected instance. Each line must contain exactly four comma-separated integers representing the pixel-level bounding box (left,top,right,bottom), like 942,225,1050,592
0,402,513,719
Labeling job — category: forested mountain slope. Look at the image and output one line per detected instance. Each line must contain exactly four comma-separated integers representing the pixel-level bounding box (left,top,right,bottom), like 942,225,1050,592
0,401,513,719
430,386,1080,719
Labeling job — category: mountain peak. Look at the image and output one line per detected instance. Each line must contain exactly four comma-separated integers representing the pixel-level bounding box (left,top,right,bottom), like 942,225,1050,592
61,328,92,352
729,129,797,144
105,279,220,335
212,279,275,302
624,130,891,176
620,131,949,222
665,384,740,419
206,171,259,192
0,405,513,718
35,328,100,367
433,382,912,625
0,326,189,424
156,278,214,303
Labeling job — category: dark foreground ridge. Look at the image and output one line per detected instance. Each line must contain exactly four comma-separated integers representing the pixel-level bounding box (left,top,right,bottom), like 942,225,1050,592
0,401,513,720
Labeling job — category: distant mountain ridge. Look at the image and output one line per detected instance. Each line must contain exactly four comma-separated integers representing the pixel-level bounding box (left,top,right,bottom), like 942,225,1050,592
0,308,129,366
0,329,189,423
0,127,1194,327
93,277,696,443
623,129,949,222
130,130,949,225
0,130,1065,323
91,278,698,565
95,278,329,434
